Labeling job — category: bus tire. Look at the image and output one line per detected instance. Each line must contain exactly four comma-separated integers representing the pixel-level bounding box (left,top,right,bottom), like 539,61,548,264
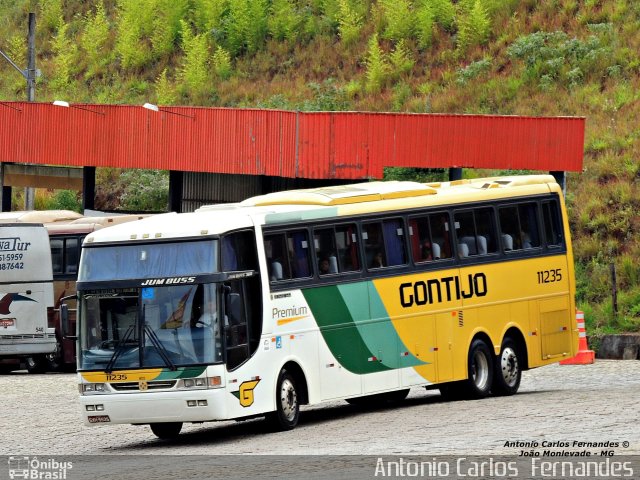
267,369,299,431
26,355,48,374
492,337,522,396
461,339,494,399
150,422,183,439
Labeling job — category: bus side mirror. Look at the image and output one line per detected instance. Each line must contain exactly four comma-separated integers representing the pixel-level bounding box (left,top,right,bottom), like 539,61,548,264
60,295,77,340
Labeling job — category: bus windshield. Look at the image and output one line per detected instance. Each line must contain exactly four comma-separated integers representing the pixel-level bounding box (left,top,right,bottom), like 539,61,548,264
79,240,218,282
78,283,222,370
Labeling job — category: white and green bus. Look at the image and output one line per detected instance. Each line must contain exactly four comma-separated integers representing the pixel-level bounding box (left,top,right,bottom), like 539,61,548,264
69,175,578,438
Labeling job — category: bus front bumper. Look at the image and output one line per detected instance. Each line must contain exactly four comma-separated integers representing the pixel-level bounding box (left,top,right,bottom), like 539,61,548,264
80,389,229,426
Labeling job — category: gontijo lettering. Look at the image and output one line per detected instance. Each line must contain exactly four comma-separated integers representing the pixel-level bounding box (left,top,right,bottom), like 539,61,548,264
399,273,487,307
0,237,31,252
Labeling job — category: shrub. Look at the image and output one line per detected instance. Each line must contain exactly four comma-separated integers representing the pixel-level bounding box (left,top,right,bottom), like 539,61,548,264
456,0,491,54
456,58,491,84
178,20,210,99
151,0,188,60
428,0,455,31
50,18,78,94
415,2,435,49
213,46,233,80
225,0,268,56
5,34,26,92
119,170,169,212
115,0,154,70
154,69,177,105
336,0,364,46
39,0,64,32
81,2,112,80
268,0,302,42
380,0,414,42
364,33,389,93
389,40,415,78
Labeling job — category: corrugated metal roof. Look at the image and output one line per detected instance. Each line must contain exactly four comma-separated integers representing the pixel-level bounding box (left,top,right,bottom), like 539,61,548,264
0,102,584,178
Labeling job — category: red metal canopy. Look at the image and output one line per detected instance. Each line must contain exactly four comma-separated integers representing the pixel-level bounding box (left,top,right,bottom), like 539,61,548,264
0,102,584,178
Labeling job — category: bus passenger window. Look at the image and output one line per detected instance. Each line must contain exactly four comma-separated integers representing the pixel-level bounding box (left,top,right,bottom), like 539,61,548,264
50,239,64,274
453,208,498,257
264,233,291,281
362,222,386,268
263,230,311,281
518,204,540,249
498,203,541,251
382,219,407,266
335,224,360,272
313,228,337,275
65,238,79,274
542,201,563,247
430,214,452,259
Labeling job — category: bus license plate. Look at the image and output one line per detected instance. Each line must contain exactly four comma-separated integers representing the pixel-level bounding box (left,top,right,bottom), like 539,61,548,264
88,415,110,423
0,318,15,328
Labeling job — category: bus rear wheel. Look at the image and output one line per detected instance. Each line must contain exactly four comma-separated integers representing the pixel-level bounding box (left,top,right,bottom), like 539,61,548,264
266,369,299,431
492,338,521,396
461,339,494,399
150,422,183,439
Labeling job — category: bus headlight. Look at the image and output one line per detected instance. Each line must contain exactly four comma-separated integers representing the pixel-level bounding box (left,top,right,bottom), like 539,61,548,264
179,377,221,390
80,383,107,394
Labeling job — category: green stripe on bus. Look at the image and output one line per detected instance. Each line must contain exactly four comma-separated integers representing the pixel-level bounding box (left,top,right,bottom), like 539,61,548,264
365,283,425,369
156,366,207,380
302,285,391,374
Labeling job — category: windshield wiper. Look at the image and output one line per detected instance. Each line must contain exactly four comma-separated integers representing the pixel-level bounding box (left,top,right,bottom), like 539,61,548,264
143,323,177,371
105,324,136,374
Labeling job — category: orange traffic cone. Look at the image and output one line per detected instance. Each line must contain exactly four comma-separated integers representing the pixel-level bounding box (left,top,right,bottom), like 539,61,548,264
560,310,595,365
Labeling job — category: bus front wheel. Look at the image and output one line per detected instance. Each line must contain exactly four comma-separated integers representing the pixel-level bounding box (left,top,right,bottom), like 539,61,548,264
462,339,494,399
492,338,521,396
150,422,183,439
267,369,299,431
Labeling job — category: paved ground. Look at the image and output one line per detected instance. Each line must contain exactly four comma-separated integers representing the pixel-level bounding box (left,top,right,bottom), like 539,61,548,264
1,360,638,457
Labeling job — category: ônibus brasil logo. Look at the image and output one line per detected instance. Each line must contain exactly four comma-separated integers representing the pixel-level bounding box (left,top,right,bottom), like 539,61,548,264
7,456,72,480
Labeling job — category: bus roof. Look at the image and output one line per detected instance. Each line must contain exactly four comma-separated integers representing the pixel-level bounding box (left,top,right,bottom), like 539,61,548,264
83,175,561,245
241,175,559,208
0,210,82,223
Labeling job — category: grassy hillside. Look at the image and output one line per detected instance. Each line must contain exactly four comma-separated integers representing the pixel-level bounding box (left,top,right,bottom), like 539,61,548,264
1,0,639,338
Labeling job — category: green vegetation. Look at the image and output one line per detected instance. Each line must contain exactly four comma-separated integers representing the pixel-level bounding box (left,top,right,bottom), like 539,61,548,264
1,0,640,334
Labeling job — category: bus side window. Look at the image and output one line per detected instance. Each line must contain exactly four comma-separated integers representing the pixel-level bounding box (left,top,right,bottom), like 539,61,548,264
518,203,540,249
382,218,407,266
313,227,337,276
336,224,360,272
263,230,311,281
50,238,64,274
542,200,563,247
264,233,291,281
287,231,311,278
429,213,452,259
499,203,541,251
222,230,258,271
362,222,386,268
65,237,79,274
475,207,498,254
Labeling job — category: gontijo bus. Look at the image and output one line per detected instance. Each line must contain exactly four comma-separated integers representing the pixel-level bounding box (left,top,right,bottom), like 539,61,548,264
67,175,578,438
